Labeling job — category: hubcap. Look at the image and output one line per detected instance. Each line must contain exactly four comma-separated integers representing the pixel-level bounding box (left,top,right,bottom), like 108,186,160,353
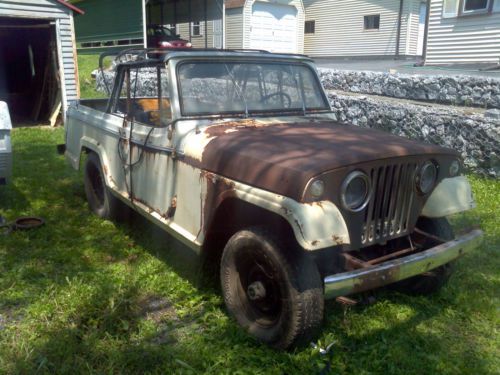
247,281,266,301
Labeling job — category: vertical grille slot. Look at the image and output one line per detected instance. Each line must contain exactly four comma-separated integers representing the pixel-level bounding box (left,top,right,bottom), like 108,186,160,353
362,163,417,245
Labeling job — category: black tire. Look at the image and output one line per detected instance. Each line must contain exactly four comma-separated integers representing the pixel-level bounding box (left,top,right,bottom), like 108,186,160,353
392,217,454,295
84,152,124,220
220,227,324,349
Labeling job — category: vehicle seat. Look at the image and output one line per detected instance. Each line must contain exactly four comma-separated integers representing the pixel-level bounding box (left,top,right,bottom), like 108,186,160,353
133,98,172,126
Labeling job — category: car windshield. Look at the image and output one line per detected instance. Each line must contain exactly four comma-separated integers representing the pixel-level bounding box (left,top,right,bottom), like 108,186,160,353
177,61,329,116
148,25,175,38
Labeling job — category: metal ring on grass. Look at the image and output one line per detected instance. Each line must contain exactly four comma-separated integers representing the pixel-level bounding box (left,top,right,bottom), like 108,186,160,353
14,216,45,230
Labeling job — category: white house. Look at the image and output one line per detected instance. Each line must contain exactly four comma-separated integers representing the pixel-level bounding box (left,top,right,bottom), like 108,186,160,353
424,0,500,65
303,0,427,58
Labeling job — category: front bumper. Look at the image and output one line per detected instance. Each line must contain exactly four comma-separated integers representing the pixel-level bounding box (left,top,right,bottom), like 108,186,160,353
324,229,483,299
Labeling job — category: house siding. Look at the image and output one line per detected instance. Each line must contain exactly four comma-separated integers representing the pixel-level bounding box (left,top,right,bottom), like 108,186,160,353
303,0,421,57
0,0,79,108
176,20,216,48
225,7,244,49
425,0,500,64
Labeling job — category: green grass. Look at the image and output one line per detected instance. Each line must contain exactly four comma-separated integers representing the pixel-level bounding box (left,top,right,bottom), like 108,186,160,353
0,127,499,374
77,54,109,99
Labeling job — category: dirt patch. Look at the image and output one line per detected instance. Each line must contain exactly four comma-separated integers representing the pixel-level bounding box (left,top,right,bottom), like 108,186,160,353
138,295,178,324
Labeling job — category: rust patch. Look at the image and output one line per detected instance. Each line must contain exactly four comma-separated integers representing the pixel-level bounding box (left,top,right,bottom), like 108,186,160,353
332,234,344,245
204,119,266,137
166,196,177,219
197,163,238,238
294,218,306,240
194,120,457,201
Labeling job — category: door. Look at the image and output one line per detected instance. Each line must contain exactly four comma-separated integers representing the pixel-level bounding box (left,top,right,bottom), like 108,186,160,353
250,2,297,53
111,65,177,216
213,19,223,49
417,2,427,56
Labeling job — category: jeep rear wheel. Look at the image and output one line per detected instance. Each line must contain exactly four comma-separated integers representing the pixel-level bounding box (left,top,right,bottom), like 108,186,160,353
220,227,324,349
84,152,123,220
392,217,454,295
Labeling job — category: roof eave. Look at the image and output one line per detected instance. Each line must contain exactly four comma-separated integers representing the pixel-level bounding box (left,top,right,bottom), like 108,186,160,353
55,0,85,15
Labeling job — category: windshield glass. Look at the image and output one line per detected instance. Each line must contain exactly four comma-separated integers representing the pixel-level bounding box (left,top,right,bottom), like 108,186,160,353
177,62,329,116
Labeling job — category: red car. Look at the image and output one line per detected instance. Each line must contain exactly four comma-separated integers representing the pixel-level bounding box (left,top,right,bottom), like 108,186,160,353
146,25,192,49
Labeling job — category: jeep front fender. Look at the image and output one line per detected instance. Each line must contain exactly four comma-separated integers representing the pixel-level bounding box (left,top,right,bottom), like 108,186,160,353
229,180,350,251
421,176,476,218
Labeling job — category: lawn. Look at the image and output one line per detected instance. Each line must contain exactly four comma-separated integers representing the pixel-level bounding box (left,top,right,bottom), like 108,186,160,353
0,127,498,374
77,54,109,99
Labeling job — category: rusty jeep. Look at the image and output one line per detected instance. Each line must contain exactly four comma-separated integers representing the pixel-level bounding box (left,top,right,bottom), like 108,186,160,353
64,49,483,349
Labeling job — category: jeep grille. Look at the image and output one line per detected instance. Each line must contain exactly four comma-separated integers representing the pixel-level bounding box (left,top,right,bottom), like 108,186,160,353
362,163,418,245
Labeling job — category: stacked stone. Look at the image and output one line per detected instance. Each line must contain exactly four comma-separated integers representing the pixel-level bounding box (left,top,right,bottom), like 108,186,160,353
96,68,168,97
319,69,500,109
328,92,500,177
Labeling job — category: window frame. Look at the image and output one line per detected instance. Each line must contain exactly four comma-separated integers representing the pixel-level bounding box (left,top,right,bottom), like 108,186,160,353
191,21,202,37
461,0,493,15
304,20,315,34
109,65,171,127
363,14,380,30
443,0,496,17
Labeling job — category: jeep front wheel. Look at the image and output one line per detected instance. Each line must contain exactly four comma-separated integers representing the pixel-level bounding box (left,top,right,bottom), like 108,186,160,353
220,227,324,349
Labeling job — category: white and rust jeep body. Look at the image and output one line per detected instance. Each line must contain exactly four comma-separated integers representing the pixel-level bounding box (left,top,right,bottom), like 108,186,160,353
64,50,483,349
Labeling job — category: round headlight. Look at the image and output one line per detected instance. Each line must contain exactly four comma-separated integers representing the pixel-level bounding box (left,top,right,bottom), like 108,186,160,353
341,171,371,212
417,161,437,194
449,160,460,177
310,180,325,198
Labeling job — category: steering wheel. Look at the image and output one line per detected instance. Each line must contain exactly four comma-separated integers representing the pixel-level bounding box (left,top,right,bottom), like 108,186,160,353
260,92,292,108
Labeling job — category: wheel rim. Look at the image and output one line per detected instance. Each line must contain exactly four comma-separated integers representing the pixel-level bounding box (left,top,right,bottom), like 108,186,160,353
88,164,105,207
235,251,283,327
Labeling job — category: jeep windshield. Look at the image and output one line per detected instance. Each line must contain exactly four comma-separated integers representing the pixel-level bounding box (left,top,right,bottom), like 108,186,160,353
177,61,330,117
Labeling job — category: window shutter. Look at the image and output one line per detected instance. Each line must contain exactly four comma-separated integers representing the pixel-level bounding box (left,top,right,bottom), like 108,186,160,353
442,0,459,17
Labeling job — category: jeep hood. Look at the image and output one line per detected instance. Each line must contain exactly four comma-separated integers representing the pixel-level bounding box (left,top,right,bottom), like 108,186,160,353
182,120,457,200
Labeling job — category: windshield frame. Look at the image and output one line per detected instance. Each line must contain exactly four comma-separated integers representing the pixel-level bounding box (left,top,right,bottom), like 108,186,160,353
175,59,331,118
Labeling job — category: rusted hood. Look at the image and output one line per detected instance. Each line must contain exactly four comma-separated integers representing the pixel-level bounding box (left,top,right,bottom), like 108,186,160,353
183,120,457,200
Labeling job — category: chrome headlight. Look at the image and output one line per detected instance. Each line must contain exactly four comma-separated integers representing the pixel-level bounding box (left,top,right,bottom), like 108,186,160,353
417,161,437,194
449,159,460,177
340,171,371,212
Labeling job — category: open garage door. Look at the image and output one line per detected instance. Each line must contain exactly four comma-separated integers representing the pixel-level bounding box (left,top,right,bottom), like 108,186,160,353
0,17,60,125
250,2,297,53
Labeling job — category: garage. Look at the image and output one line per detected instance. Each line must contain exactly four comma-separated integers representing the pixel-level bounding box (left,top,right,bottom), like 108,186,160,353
225,0,304,54
0,0,82,126
250,2,298,53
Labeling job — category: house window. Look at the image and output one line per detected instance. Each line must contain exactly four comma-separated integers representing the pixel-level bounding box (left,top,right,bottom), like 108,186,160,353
305,20,315,34
443,0,495,17
364,15,380,30
191,21,202,36
462,0,490,13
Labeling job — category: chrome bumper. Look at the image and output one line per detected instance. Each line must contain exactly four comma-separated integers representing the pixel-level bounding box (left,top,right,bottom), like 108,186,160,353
324,229,484,299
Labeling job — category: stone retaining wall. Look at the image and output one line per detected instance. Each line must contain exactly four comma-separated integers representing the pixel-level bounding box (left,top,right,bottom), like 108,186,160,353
328,92,500,177
319,69,500,109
